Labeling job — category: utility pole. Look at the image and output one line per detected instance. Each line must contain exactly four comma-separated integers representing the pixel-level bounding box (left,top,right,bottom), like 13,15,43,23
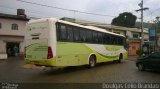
156,16,160,51
135,0,149,49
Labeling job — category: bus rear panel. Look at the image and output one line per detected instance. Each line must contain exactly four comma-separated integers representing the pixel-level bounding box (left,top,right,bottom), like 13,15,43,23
25,19,56,66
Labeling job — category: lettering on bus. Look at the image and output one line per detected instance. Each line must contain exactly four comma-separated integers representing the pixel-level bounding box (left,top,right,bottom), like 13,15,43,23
30,26,47,30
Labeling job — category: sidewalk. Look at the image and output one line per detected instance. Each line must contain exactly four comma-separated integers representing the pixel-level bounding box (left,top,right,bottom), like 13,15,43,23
127,56,138,61
0,53,7,59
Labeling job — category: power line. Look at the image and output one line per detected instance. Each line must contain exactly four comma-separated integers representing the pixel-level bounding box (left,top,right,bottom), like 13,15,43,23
0,5,16,10
0,5,46,19
0,5,107,23
143,8,160,23
16,0,115,17
0,5,45,15
0,10,15,14
0,5,106,22
0,5,54,17
144,9,160,17
150,8,160,14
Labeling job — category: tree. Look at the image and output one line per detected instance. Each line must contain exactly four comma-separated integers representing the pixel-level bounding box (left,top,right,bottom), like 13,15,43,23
111,12,137,28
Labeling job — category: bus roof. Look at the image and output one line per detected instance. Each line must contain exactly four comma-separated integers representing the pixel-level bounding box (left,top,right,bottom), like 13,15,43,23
28,18,125,37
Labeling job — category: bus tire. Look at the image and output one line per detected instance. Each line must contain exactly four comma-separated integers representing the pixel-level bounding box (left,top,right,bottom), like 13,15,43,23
88,55,96,68
118,53,123,63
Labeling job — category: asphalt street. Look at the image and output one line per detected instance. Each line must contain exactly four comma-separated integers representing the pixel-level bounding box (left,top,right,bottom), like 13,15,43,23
0,57,160,84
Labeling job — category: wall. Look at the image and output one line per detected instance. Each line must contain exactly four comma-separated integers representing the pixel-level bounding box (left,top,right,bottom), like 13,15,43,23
0,18,27,36
128,40,140,56
0,18,27,57
0,36,24,54
0,40,6,53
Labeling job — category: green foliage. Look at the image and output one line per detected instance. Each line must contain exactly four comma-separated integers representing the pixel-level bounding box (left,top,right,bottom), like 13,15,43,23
111,12,137,28
136,48,143,57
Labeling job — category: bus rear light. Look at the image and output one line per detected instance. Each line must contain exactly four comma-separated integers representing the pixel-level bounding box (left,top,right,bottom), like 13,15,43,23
47,47,53,59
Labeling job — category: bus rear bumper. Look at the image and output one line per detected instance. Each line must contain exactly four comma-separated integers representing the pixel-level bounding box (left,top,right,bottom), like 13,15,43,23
23,63,64,70
25,58,57,67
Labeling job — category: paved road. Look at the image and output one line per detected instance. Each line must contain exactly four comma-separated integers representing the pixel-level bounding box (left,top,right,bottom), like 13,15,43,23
0,57,160,83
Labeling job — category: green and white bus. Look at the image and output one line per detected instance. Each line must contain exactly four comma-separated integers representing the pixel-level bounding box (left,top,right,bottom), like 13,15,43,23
25,18,128,68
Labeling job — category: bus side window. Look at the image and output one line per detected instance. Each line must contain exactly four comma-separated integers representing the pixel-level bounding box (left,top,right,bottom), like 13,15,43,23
104,34,110,44
93,31,98,43
73,27,80,42
111,36,116,45
98,32,103,44
56,23,61,41
115,37,118,45
114,37,118,45
80,29,87,42
118,37,123,45
123,38,127,49
67,26,74,41
86,30,92,43
60,24,67,41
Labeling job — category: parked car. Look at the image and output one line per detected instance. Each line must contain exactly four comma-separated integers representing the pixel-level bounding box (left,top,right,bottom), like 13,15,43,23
136,52,160,71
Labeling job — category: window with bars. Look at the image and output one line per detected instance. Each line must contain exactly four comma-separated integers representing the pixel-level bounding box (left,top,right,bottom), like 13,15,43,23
11,24,18,30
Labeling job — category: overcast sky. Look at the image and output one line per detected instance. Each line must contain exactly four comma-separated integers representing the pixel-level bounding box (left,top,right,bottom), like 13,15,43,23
0,0,160,24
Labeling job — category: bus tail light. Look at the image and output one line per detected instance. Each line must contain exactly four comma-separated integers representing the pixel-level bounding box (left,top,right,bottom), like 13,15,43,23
47,47,53,59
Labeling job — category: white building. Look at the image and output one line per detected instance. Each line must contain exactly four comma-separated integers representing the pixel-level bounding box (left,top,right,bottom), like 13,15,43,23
0,11,29,59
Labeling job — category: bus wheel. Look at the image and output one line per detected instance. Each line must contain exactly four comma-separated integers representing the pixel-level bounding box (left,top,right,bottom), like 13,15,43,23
118,54,123,63
88,55,96,68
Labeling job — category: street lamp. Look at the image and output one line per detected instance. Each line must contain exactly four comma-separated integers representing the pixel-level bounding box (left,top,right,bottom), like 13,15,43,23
124,15,127,26
124,15,127,19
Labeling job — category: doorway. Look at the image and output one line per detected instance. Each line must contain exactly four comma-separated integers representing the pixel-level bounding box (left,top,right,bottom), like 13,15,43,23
6,42,20,57
128,41,140,56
